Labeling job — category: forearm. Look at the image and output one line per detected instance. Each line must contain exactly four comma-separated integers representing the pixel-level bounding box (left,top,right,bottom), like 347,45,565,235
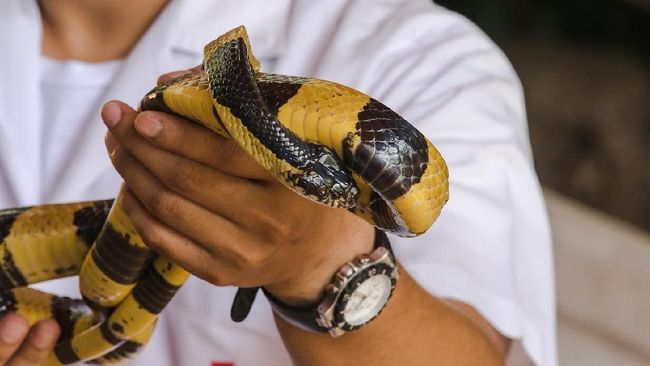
274,267,504,366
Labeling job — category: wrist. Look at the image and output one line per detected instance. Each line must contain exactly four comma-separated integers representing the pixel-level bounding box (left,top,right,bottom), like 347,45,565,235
264,228,399,336
264,224,375,306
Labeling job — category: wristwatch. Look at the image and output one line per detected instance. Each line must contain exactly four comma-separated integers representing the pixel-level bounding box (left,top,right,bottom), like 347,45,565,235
263,228,399,337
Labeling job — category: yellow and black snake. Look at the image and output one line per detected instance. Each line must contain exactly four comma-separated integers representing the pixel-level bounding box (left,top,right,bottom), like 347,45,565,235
0,26,448,365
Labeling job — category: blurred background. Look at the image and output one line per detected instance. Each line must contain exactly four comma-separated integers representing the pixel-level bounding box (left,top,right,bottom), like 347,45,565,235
434,0,649,365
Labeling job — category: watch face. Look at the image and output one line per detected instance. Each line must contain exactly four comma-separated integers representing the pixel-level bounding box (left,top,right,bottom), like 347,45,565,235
333,263,397,331
342,274,392,326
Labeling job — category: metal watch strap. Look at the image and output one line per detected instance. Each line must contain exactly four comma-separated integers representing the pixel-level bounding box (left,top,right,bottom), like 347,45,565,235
262,228,394,333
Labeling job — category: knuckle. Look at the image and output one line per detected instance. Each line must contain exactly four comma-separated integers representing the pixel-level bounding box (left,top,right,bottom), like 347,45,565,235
208,275,229,287
219,245,271,285
149,189,179,218
167,158,202,191
11,348,45,364
111,148,137,175
195,249,231,287
206,269,232,287
214,180,240,199
218,140,240,162
164,164,185,190
255,211,293,244
218,140,251,166
137,225,163,250
153,113,187,146
243,248,274,270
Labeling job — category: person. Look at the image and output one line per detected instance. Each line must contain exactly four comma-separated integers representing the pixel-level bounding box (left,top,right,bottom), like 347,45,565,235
0,0,555,365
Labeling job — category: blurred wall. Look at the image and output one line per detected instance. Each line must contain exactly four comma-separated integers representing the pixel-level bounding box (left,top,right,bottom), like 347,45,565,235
435,0,650,231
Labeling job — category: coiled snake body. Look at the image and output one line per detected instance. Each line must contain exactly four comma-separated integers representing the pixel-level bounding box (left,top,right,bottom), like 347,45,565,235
0,26,448,364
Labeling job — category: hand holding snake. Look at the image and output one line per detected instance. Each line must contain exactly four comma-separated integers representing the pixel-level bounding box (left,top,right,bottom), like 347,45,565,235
0,26,448,364
104,98,377,305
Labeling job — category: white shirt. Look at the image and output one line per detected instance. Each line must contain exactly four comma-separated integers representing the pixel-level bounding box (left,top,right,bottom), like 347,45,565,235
0,1,556,365
39,57,123,197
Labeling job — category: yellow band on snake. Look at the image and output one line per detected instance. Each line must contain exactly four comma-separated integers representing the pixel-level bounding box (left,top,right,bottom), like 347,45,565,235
0,25,448,365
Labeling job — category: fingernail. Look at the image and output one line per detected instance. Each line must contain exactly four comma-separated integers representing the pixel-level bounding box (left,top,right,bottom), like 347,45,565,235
0,317,28,343
135,115,163,138
31,321,58,349
103,102,122,128
105,132,119,154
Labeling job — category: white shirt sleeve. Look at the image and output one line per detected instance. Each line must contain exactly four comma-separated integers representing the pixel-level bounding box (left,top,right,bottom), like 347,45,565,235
281,1,557,364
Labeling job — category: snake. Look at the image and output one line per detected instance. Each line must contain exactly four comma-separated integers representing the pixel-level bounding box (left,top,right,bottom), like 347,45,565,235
0,26,448,365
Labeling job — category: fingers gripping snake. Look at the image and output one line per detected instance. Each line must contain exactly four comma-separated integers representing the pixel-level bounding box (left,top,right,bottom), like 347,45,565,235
0,26,448,364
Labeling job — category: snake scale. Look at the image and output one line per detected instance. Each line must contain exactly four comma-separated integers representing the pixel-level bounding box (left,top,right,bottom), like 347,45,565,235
0,26,448,364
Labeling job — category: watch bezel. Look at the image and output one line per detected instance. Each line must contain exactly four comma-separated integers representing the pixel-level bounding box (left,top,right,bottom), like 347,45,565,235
316,242,399,336
332,262,398,331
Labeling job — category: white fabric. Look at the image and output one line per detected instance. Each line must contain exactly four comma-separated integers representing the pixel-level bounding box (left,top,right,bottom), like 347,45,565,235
0,0,556,365
40,57,123,197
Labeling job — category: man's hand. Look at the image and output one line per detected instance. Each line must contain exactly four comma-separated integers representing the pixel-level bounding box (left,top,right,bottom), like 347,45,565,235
101,92,374,305
100,70,507,365
0,314,60,365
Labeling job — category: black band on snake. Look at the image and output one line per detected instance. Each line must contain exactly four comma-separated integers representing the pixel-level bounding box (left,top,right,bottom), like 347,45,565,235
0,26,448,365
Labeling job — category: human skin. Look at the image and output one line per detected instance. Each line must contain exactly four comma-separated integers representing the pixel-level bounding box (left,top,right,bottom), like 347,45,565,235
101,99,506,365
0,0,510,364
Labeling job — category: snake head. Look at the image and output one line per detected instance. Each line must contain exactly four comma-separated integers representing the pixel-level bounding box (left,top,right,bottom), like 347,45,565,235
293,150,359,209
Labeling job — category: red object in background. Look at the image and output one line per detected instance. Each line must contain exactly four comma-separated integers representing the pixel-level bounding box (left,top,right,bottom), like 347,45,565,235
211,362,234,366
